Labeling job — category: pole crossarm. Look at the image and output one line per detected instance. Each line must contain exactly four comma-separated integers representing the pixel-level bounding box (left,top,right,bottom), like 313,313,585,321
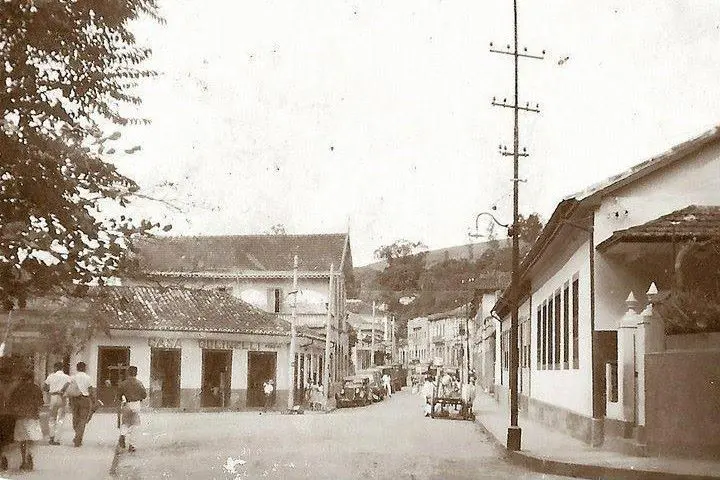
500,151,529,157
492,99,541,113
489,44,545,60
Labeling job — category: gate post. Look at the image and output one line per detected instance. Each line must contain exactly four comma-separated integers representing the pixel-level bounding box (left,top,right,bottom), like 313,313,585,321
617,292,640,424
635,282,665,443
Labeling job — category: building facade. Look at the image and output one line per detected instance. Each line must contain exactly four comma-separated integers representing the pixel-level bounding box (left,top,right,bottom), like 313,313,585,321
73,286,325,411
346,300,390,371
427,307,465,369
493,125,720,456
405,316,430,366
126,233,354,391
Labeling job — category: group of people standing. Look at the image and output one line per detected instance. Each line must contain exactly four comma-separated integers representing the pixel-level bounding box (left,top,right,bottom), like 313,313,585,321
0,360,147,472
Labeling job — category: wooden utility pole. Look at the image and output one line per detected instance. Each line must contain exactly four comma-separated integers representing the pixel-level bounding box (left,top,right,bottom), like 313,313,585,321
287,255,299,410
490,0,544,452
323,264,334,403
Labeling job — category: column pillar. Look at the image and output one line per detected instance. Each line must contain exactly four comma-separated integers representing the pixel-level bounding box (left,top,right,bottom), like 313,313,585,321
618,292,640,424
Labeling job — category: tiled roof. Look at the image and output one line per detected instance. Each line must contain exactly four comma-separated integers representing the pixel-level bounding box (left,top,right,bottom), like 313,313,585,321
494,125,720,319
428,305,467,321
97,286,293,336
598,205,720,251
134,234,349,274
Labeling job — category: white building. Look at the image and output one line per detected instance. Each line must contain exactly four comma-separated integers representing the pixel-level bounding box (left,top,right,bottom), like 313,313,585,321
126,233,355,396
493,125,720,456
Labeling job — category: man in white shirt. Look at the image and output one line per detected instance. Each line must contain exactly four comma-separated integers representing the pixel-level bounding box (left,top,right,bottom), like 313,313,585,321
422,376,435,417
263,379,274,413
63,362,96,447
382,373,392,398
43,362,70,445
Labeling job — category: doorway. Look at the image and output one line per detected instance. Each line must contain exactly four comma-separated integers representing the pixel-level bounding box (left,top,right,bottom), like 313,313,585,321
97,347,130,406
201,349,232,408
247,351,277,407
150,348,181,408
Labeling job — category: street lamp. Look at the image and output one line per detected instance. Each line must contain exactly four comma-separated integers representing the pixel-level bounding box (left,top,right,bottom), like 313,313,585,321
469,209,521,451
468,211,510,239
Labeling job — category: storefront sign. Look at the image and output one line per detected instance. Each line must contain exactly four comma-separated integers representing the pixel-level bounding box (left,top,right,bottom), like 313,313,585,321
197,339,280,351
148,337,182,349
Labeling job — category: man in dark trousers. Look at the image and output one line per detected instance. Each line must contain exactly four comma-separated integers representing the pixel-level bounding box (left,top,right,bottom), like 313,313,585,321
117,366,147,452
64,361,95,447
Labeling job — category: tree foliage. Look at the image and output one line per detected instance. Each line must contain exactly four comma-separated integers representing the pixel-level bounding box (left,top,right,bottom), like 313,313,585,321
515,213,543,245
1,0,164,308
360,214,545,339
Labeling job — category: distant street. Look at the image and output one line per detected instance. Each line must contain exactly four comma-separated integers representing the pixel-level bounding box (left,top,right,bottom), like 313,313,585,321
115,390,573,479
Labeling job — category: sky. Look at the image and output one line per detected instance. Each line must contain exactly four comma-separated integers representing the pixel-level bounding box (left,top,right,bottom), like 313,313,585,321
110,0,720,266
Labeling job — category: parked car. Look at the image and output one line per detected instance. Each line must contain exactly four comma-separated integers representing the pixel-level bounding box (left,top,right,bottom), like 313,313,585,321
335,375,371,407
357,368,385,402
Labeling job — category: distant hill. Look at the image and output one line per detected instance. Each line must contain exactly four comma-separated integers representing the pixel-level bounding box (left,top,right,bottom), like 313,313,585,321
354,238,510,275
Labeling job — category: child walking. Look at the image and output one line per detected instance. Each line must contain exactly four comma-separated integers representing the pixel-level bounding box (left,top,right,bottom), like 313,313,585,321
10,370,44,471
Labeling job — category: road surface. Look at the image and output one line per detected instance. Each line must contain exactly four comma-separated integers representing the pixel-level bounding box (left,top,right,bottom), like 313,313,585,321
115,389,574,479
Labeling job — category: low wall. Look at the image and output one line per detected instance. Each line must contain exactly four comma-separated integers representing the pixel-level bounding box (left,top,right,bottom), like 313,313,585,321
646,349,720,458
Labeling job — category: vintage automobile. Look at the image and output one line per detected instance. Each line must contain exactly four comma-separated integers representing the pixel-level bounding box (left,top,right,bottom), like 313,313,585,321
357,368,385,402
335,375,371,407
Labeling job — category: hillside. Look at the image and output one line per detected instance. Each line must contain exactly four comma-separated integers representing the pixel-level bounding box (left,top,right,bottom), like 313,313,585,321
354,238,510,275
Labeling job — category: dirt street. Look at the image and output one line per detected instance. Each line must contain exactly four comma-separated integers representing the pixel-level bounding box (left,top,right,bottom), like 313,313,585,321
115,390,573,479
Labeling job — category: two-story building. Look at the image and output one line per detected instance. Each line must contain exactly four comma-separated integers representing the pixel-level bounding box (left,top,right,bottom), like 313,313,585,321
427,307,466,369
346,299,389,370
124,233,354,401
405,316,430,366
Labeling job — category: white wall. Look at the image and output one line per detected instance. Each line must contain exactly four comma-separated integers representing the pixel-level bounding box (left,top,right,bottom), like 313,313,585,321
593,143,720,330
594,141,720,245
529,238,594,418
79,330,303,391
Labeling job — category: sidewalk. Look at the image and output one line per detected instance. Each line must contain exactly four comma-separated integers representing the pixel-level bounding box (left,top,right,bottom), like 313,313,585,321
473,392,720,480
0,413,118,480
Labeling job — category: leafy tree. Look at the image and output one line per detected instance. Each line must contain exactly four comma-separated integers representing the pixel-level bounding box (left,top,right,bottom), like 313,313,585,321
515,213,543,245
1,1,164,309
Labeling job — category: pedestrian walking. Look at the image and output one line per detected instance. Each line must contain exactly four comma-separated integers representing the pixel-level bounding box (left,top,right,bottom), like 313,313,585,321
117,366,147,453
382,373,392,398
0,366,17,471
422,376,435,417
262,379,274,412
9,370,44,471
62,361,95,447
43,362,69,445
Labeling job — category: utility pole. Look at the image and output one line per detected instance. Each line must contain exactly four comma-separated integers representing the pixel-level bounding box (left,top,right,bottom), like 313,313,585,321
287,254,299,410
371,301,376,367
490,0,544,452
323,264,334,404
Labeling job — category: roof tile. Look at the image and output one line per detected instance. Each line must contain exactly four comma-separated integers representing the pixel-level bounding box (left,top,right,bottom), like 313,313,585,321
134,234,348,273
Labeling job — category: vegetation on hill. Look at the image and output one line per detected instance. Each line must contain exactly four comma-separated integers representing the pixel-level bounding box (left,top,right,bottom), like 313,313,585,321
356,214,543,338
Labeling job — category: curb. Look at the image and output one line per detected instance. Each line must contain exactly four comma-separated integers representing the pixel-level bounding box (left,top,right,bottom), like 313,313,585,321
474,419,720,480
